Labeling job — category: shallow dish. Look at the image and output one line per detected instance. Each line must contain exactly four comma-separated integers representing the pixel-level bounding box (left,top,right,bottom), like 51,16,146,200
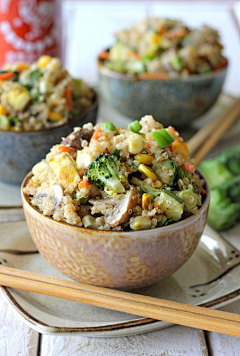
0,90,98,185
0,221,240,337
98,56,227,127
21,172,209,291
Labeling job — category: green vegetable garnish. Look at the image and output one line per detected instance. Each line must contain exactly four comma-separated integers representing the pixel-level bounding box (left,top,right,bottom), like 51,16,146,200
30,69,43,83
152,128,174,148
102,121,116,131
171,55,182,71
112,148,121,157
129,120,142,133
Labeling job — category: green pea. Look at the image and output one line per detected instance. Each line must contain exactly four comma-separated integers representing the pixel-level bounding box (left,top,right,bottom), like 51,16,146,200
102,121,116,131
129,120,142,133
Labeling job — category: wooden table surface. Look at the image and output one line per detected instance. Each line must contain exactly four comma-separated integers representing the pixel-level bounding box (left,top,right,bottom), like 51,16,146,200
1,1,240,355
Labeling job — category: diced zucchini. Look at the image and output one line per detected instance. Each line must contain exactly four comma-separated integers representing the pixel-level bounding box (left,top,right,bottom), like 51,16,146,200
49,153,80,193
156,191,184,221
175,189,198,210
152,158,176,186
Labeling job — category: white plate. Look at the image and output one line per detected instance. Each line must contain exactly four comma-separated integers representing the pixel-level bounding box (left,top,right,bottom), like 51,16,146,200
0,221,240,337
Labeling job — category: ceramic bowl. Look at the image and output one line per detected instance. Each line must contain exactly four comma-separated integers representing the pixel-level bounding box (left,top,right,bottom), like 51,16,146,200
0,89,98,185
98,55,228,127
21,174,209,291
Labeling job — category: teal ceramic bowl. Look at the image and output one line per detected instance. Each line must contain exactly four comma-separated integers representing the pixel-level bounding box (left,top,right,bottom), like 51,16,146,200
98,55,228,127
0,89,98,185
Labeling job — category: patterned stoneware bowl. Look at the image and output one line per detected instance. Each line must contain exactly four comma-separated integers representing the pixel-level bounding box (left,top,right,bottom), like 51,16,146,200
21,174,210,291
98,56,228,127
0,90,98,185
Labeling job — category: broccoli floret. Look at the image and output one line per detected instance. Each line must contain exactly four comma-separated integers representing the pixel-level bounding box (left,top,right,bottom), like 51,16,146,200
199,159,233,188
131,177,162,200
85,153,125,194
207,188,240,231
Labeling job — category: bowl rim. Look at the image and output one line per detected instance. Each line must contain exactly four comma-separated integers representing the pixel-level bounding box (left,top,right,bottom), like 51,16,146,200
98,51,228,82
0,88,98,135
21,170,210,236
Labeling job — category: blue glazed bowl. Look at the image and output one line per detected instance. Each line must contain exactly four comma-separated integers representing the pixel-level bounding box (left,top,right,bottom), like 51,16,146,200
0,90,98,185
98,56,228,127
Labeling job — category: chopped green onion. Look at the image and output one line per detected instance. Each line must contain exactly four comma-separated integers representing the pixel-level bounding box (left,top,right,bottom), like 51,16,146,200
152,128,174,148
80,196,90,205
30,69,42,83
0,115,10,130
102,121,116,131
112,148,121,157
129,120,142,133
171,55,182,71
164,189,184,203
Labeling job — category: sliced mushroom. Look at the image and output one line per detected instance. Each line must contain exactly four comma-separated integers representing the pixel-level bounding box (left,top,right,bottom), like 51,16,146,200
105,186,139,227
61,128,94,150
52,184,63,207
33,184,63,209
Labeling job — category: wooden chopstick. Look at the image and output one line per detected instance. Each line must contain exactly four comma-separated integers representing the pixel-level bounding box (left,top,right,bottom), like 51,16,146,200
1,266,240,337
187,97,240,165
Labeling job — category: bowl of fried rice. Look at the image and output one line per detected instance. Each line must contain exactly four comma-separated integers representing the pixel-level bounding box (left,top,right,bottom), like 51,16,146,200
98,17,227,126
0,56,98,184
22,115,209,290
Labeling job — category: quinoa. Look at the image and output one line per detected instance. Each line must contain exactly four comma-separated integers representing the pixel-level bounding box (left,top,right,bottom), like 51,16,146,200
103,17,226,77
0,56,93,131
24,115,206,231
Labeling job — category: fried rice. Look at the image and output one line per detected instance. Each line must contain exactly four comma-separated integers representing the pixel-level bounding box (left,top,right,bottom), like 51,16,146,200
0,56,93,131
23,115,206,231
102,17,227,78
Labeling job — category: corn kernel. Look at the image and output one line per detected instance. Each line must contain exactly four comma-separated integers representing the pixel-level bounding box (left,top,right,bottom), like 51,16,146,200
172,140,189,158
165,127,176,140
154,180,163,189
0,105,8,115
138,164,158,181
37,55,52,68
48,111,62,121
142,193,151,210
134,154,154,165
127,134,143,154
17,62,30,73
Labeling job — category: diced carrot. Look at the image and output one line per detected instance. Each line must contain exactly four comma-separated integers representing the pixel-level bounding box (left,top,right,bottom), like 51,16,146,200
79,178,89,188
168,144,174,153
65,88,73,111
129,51,141,60
0,72,15,81
182,163,195,171
91,128,102,141
139,72,169,80
99,50,110,60
157,25,167,35
164,28,187,40
201,187,207,195
58,145,75,154
214,57,228,72
84,168,88,172
147,142,151,148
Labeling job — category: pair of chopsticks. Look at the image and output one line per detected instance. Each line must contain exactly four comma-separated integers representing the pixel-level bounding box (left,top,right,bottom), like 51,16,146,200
0,266,240,337
187,97,240,165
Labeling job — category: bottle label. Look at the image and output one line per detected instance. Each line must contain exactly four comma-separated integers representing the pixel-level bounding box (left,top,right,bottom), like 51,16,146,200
0,0,59,67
